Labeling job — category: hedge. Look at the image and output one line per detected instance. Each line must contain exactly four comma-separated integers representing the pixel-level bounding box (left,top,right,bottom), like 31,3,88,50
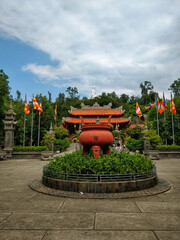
156,145,180,151
13,146,47,152
43,150,155,177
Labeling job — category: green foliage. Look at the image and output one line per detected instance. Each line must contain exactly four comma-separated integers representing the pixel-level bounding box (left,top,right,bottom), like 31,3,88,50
140,81,155,104
0,69,11,146
43,150,155,177
13,146,46,151
156,145,180,151
54,125,69,139
168,78,180,97
126,126,143,140
53,138,70,151
42,132,55,151
126,138,144,151
145,129,163,149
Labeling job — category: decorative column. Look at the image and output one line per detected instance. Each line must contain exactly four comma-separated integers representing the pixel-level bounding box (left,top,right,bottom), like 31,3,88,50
3,102,17,158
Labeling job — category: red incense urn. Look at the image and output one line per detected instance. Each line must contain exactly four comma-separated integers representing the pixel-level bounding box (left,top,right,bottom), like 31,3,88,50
79,117,113,159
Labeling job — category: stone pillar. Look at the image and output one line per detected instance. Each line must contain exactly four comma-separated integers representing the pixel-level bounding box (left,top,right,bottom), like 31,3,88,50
3,102,17,158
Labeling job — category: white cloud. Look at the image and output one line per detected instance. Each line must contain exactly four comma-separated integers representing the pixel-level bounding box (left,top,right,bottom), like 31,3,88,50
0,0,180,97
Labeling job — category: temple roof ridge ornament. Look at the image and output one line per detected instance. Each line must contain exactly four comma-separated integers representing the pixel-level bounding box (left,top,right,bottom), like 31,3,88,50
81,102,112,110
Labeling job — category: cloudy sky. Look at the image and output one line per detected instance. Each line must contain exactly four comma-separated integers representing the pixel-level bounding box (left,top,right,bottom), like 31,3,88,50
0,0,179,100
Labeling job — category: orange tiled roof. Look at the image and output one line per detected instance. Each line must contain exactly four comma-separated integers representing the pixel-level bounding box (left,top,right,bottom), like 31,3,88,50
64,118,130,124
129,123,144,129
70,110,123,116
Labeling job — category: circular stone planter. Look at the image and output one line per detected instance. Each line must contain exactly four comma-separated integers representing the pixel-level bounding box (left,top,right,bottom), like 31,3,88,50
42,174,158,193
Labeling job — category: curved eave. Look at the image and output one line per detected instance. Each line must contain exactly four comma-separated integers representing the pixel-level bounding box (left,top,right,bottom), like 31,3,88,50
70,111,124,116
63,118,130,124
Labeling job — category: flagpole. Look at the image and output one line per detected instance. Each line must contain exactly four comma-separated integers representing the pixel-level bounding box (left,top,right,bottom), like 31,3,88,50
23,113,26,147
164,110,167,145
31,102,34,146
172,108,175,145
157,108,159,135
155,93,159,135
38,113,41,146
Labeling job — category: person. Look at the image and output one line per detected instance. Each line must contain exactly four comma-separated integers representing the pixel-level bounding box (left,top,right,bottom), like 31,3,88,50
115,143,121,152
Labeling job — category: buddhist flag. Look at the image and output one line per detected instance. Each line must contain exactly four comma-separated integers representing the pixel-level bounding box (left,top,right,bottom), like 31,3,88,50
156,96,163,114
170,94,176,115
161,92,167,111
38,99,43,116
33,96,40,110
136,102,142,118
54,104,57,122
24,95,30,114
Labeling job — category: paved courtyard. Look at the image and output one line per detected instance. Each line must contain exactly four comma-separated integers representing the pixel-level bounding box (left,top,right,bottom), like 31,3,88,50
0,157,180,240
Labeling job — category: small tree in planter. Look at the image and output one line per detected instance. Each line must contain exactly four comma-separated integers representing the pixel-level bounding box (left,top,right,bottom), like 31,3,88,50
54,125,70,152
145,129,163,149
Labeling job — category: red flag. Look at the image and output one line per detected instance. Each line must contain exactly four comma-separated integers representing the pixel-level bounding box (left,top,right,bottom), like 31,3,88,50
161,92,167,111
156,97,163,114
24,95,30,114
170,95,176,115
33,97,40,110
38,99,43,116
136,102,142,118
54,104,57,122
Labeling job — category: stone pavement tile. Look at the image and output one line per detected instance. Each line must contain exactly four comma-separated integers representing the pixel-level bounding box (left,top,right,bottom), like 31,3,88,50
61,199,140,213
158,193,180,201
133,195,163,202
95,213,180,230
136,202,180,213
0,201,18,212
0,230,45,240
173,184,180,192
0,214,11,223
14,200,64,213
0,213,94,230
0,191,37,202
155,231,180,240
29,193,65,201
43,230,157,240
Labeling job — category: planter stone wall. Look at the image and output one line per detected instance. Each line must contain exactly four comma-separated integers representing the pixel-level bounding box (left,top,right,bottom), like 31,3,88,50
0,151,7,160
42,175,157,193
148,151,180,159
12,151,41,159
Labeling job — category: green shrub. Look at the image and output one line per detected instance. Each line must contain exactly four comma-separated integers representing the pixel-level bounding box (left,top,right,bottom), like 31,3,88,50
54,125,69,140
54,138,70,151
145,129,163,149
156,144,180,151
43,150,155,177
126,126,143,140
126,138,144,151
41,132,55,151
13,146,46,151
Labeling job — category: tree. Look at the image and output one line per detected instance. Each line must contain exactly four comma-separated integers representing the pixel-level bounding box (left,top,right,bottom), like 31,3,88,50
169,78,180,96
66,87,78,99
0,69,11,148
140,81,154,104
119,94,129,104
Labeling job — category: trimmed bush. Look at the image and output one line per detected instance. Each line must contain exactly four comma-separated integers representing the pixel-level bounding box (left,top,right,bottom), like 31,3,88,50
13,146,46,151
126,138,143,151
145,129,163,149
156,144,180,151
43,150,155,177
54,138,70,151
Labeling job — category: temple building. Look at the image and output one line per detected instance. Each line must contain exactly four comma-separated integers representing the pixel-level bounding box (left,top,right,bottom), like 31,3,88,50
62,102,131,134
